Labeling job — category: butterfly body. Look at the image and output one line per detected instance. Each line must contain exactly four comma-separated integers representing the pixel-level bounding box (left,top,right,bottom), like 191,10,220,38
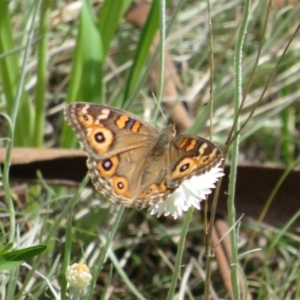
64,103,222,209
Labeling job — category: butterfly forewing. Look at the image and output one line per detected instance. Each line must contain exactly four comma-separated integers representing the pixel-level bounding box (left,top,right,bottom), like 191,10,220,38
64,102,222,209
64,103,159,159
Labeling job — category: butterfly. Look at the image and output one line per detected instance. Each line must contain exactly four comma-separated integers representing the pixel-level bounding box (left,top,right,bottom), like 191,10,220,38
64,103,223,209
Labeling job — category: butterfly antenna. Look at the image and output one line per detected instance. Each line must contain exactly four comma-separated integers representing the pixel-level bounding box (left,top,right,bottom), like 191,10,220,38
151,90,167,122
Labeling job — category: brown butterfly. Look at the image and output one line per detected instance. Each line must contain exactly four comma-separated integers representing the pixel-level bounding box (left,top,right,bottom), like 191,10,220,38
64,103,222,209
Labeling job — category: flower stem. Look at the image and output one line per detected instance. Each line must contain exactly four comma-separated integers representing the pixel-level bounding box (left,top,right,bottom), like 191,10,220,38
166,207,194,300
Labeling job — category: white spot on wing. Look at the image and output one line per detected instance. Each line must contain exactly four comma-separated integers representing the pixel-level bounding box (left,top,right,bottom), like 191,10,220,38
95,108,110,124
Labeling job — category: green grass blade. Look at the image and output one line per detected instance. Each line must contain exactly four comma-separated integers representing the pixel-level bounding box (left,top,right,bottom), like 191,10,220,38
33,0,52,147
60,27,83,148
1,113,15,243
6,268,19,300
1,0,40,243
227,1,252,299
60,213,73,300
153,0,166,119
14,175,90,300
124,0,185,110
87,205,125,300
80,0,103,103
98,0,131,58
123,0,159,106
105,241,146,300
0,0,18,109
166,207,194,300
60,0,103,148
99,264,113,300
0,0,34,146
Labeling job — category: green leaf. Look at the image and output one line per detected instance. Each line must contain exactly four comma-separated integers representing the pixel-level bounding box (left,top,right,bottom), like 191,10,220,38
0,245,47,271
0,243,13,255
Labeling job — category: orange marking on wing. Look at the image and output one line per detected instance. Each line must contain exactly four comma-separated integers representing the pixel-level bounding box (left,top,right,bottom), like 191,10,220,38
186,139,197,151
97,156,119,178
197,148,219,166
159,179,168,192
116,115,129,129
78,111,94,127
87,126,114,154
179,138,189,148
197,155,210,166
111,176,131,197
138,183,159,199
171,157,197,179
131,121,141,133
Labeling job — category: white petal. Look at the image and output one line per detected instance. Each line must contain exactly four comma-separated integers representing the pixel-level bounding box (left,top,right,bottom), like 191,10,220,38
149,164,224,219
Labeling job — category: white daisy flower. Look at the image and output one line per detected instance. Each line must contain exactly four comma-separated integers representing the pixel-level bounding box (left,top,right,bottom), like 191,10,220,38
65,263,92,289
149,163,224,219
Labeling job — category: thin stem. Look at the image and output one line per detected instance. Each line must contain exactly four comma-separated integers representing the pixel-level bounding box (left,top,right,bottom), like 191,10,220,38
226,0,272,145
203,159,226,299
125,0,186,109
87,205,125,300
206,0,214,141
228,1,251,299
153,0,166,119
166,207,194,300
227,20,300,148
